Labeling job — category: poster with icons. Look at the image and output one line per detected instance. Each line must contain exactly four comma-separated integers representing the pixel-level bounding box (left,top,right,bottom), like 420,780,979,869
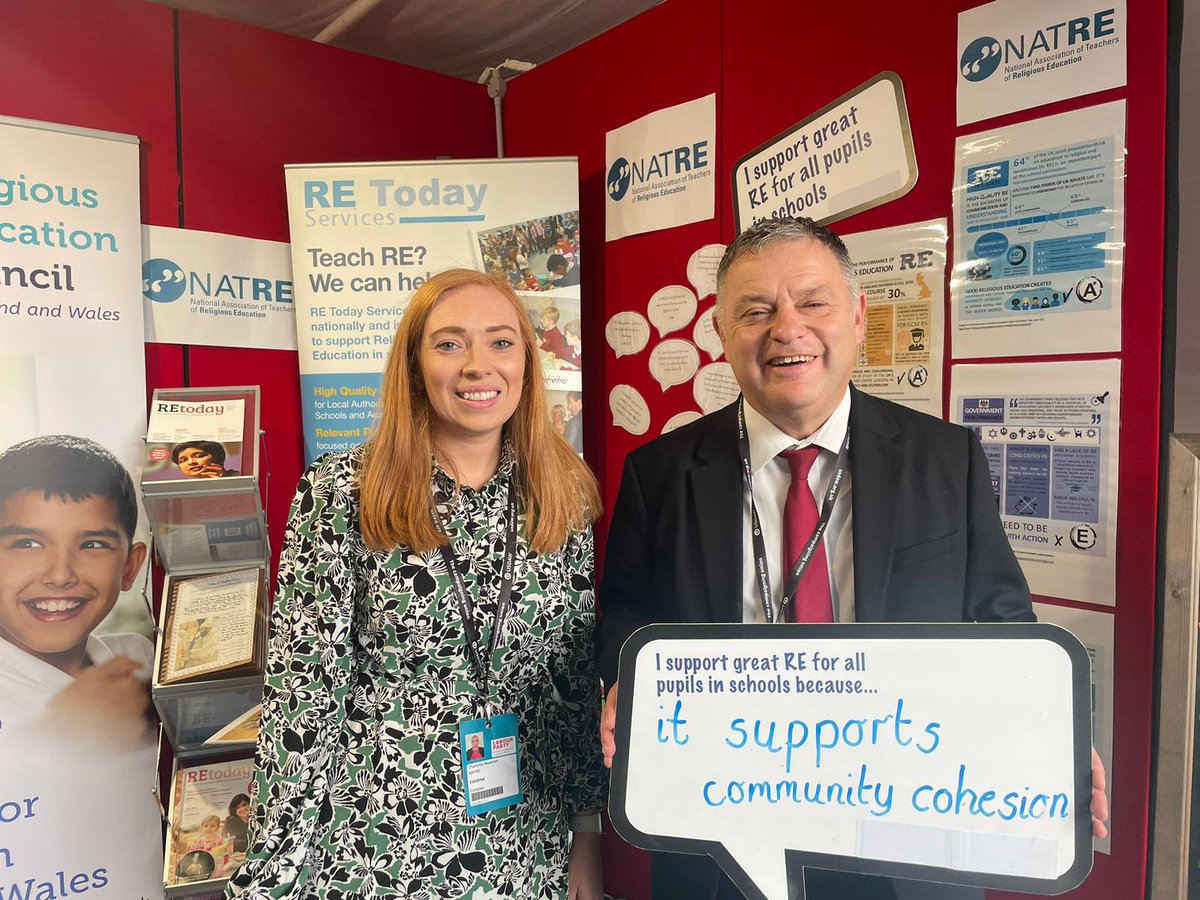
842,219,946,416
950,358,1120,605
951,102,1125,359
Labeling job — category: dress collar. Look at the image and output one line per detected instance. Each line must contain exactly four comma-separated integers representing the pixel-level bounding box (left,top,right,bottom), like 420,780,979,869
432,439,516,498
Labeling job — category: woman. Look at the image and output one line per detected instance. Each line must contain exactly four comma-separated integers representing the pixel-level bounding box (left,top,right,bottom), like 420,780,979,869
171,440,238,478
228,270,604,899
223,793,250,854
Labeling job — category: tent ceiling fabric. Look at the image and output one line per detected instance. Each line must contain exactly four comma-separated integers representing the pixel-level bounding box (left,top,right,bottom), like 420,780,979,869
154,0,661,80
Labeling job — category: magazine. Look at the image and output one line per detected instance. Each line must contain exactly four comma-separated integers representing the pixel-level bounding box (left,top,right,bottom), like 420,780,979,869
143,397,247,483
165,757,256,887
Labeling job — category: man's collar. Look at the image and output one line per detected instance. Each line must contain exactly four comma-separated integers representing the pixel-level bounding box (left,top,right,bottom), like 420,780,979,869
743,387,852,475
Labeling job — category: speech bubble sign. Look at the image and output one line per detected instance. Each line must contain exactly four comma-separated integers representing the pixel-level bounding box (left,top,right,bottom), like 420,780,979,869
647,285,698,338
609,384,651,435
611,623,1092,900
649,339,701,391
693,305,724,361
693,361,740,413
606,311,651,358
662,410,703,434
688,243,726,298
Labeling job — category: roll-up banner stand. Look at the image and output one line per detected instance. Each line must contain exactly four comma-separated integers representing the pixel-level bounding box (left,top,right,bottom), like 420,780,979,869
0,115,161,899
284,158,583,463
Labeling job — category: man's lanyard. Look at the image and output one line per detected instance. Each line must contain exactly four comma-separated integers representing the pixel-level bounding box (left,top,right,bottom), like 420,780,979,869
433,478,519,721
735,396,850,624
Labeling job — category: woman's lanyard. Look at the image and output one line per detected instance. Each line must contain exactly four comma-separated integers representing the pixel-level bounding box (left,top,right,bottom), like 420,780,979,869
432,479,518,722
735,396,850,624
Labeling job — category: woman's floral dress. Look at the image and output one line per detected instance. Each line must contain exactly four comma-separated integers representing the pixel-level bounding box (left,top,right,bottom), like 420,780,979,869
227,446,604,899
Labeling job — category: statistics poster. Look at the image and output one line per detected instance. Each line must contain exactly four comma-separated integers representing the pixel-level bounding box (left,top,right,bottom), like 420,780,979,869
951,102,1125,358
951,359,1120,604
285,158,582,463
842,219,946,415
0,115,161,900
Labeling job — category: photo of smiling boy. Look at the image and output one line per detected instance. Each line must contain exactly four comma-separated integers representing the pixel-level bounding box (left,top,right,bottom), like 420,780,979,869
0,434,153,749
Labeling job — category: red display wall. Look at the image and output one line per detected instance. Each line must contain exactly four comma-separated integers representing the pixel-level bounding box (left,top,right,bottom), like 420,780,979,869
505,2,1167,899
2,1,1169,898
1,0,494,578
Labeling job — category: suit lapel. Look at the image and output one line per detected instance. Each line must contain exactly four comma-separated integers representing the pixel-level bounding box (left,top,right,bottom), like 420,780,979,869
689,404,743,623
849,387,903,622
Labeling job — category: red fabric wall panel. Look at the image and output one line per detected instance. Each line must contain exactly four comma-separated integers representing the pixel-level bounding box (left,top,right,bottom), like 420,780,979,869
507,1,1167,898
504,0,724,553
0,0,186,400
176,11,497,574
505,3,721,894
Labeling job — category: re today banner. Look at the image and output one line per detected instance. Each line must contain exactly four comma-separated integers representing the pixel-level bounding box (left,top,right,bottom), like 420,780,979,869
605,94,716,242
285,157,582,463
0,115,161,900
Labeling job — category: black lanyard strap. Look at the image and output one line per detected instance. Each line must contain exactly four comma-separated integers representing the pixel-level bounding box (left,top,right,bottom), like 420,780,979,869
735,396,850,624
433,477,519,718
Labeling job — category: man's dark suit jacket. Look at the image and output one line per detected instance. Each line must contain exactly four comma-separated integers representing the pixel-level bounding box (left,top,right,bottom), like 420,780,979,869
596,386,1034,900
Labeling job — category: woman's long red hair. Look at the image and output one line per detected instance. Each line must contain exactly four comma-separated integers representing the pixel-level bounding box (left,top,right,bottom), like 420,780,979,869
358,269,599,553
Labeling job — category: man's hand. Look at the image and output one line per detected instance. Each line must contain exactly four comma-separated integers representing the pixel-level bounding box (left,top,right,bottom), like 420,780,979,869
601,683,618,769
567,831,603,900
1091,746,1109,839
44,656,154,753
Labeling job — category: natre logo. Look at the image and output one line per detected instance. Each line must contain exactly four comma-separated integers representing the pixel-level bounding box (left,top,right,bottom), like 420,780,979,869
607,158,631,201
143,258,186,303
960,36,1002,82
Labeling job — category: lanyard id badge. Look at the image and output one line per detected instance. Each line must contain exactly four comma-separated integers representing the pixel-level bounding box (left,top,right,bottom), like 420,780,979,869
459,713,523,815
434,477,523,814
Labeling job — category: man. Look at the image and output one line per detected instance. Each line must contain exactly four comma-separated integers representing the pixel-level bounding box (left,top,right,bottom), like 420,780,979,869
564,391,583,453
595,217,1107,900
547,253,580,288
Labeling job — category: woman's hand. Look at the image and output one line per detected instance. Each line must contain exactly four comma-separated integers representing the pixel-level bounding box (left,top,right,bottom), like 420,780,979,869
567,831,603,900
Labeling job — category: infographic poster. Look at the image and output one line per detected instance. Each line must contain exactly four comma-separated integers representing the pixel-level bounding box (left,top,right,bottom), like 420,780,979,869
285,158,582,463
842,219,946,416
951,359,1120,604
951,102,1125,358
0,115,160,900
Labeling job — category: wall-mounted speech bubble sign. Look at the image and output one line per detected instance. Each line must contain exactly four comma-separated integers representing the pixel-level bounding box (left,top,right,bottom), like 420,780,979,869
688,243,726,299
606,311,651,358
693,361,740,413
610,623,1093,900
693,305,724,361
609,384,651,435
662,410,702,434
648,285,698,338
649,339,701,391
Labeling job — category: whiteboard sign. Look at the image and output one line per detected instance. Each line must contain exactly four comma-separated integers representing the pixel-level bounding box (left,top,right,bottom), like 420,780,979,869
610,624,1093,900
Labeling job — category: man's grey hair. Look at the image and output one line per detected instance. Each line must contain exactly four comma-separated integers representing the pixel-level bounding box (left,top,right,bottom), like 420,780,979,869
714,216,860,319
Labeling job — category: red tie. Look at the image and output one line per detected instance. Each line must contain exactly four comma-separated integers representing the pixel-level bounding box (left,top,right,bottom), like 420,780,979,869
781,446,833,623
